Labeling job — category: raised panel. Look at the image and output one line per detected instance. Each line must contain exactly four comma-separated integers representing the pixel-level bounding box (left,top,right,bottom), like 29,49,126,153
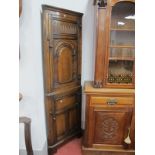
69,108,77,130
57,46,73,83
56,114,66,138
52,40,78,88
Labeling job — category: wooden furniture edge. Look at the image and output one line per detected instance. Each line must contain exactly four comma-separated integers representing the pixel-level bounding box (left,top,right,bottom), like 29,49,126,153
84,81,135,94
42,5,83,16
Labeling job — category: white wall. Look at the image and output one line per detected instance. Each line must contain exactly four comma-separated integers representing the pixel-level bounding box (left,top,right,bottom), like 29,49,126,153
19,0,47,153
19,0,95,153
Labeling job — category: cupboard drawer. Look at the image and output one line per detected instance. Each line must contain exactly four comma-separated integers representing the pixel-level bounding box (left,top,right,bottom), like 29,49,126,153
55,94,77,111
51,89,81,112
90,96,134,106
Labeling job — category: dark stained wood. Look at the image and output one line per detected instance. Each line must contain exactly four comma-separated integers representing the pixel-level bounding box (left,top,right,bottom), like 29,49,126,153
42,5,83,153
19,117,34,155
82,82,135,155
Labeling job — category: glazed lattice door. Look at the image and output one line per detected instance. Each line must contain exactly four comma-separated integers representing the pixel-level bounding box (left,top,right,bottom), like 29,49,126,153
105,1,135,88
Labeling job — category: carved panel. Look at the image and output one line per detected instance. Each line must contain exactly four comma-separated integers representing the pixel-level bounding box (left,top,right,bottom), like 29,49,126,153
52,20,77,35
57,46,73,83
52,40,78,88
94,111,128,145
101,117,119,139
54,40,76,57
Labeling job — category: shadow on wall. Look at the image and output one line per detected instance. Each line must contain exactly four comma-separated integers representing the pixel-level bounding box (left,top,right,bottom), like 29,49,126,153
81,0,95,129
82,0,95,85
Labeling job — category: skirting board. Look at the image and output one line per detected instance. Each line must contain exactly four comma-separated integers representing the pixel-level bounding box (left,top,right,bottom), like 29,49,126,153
19,141,48,155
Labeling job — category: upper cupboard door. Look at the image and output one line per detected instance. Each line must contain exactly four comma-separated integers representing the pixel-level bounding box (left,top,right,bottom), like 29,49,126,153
48,12,82,89
106,1,135,88
52,39,79,88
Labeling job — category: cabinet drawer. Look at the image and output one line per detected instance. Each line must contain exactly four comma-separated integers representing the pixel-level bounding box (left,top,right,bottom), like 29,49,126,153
55,94,77,111
52,90,81,112
90,96,134,106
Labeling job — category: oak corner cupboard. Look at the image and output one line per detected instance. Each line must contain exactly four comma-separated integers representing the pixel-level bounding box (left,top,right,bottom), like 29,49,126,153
42,5,83,154
82,0,135,155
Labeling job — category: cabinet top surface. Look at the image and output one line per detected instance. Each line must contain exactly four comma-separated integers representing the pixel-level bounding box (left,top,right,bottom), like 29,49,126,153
84,81,135,94
42,5,83,16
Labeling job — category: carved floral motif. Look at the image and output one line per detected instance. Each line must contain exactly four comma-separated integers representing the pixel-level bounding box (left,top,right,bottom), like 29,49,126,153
102,117,119,139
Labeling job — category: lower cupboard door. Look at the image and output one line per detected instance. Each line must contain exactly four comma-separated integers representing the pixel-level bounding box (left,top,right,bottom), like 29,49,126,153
93,109,133,147
55,106,80,141
49,90,81,144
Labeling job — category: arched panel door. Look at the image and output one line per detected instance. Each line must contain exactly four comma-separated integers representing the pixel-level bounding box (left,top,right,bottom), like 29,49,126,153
52,40,78,89
57,46,73,83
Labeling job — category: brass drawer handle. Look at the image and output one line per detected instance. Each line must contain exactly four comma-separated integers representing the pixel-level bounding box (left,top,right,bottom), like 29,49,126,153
107,98,117,105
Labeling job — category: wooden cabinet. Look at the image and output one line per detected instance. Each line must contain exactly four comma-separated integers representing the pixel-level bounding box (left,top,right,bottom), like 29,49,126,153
82,82,135,155
93,0,135,88
82,1,135,155
42,5,83,154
